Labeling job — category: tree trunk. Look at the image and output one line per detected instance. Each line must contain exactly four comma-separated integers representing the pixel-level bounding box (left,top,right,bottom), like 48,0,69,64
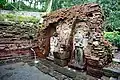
46,0,53,13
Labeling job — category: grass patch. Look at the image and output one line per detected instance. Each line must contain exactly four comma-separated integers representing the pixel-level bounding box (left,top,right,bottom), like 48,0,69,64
0,13,39,23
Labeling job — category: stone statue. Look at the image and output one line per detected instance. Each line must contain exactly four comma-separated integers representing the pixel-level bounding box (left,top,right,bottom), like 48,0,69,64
49,32,58,59
74,31,84,66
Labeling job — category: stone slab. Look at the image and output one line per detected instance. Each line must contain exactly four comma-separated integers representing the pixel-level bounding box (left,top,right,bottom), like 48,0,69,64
87,66,103,78
103,67,120,78
38,58,87,79
68,62,85,70
0,62,56,80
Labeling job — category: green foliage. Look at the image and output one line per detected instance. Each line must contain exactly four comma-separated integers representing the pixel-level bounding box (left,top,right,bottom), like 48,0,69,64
98,0,120,32
104,32,120,47
1,0,120,32
52,0,88,11
4,1,41,12
0,14,39,23
0,0,6,8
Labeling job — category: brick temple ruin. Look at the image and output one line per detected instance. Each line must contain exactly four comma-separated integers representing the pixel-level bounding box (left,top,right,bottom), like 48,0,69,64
0,3,118,79
37,3,113,78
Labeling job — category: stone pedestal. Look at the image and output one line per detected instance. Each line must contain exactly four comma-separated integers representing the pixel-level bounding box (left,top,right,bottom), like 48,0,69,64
54,52,70,60
68,61,85,70
85,55,104,78
53,52,70,67
68,50,85,70
54,58,68,67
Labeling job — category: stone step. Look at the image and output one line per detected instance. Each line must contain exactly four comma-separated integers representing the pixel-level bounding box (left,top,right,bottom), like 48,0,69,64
87,66,103,78
37,58,87,79
103,66,120,78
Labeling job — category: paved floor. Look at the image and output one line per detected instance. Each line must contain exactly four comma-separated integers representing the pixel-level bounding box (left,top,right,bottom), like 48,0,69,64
0,62,56,80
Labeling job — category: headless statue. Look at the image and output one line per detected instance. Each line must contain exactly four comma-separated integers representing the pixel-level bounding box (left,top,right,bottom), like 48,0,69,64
74,31,84,66
49,32,58,59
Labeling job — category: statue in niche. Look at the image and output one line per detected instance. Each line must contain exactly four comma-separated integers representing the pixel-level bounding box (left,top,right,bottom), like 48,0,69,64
49,32,59,59
73,30,84,66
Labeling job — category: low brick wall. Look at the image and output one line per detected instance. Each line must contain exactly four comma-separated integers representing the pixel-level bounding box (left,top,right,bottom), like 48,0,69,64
0,21,38,61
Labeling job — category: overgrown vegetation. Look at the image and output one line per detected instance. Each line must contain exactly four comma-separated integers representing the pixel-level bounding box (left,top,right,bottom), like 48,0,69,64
0,14,39,23
104,32,120,48
1,0,119,31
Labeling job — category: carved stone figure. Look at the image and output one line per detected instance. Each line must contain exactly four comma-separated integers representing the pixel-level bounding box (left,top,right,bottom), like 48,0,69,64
49,32,58,59
74,31,84,66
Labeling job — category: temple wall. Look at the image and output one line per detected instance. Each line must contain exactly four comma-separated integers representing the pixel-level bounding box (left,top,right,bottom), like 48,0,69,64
37,3,112,71
0,21,38,61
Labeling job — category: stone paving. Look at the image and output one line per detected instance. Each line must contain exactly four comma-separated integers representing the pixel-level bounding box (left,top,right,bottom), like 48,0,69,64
0,58,120,80
0,62,56,80
0,59,100,80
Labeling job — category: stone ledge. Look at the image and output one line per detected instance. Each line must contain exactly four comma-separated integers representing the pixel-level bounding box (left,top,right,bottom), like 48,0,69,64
38,59,87,79
103,66,120,78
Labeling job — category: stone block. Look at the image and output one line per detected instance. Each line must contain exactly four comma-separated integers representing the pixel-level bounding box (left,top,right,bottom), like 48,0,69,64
53,52,70,60
54,58,68,67
103,67,120,78
87,66,103,78
68,62,85,70
86,56,101,67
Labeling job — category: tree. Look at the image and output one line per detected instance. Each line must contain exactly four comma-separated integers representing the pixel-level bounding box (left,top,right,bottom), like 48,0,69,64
98,0,119,31
46,0,53,13
0,0,7,8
